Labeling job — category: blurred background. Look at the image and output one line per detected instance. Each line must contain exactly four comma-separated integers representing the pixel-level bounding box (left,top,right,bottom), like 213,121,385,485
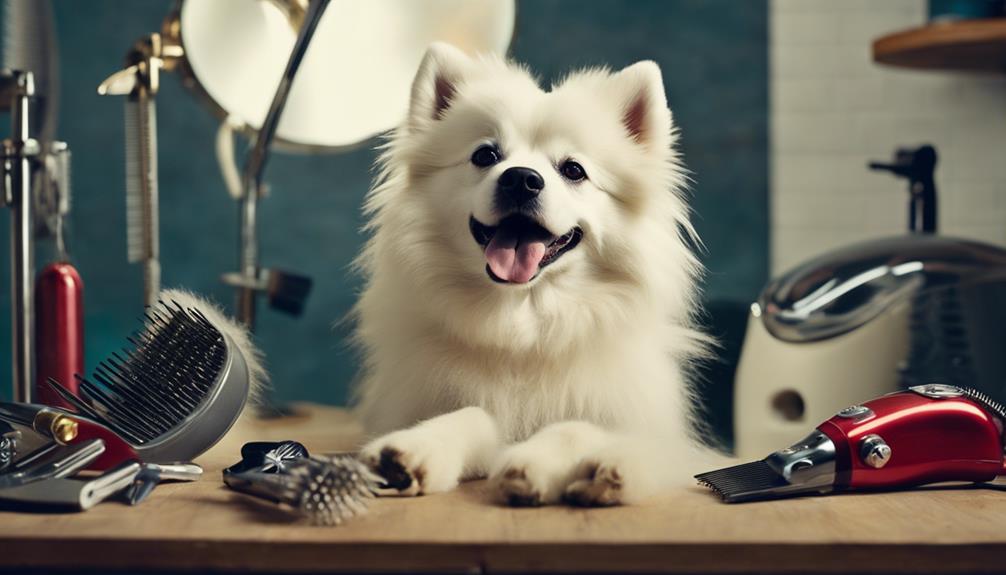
2,0,1005,451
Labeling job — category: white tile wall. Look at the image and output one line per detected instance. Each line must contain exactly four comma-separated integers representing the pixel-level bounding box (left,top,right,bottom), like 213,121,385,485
771,0,1006,274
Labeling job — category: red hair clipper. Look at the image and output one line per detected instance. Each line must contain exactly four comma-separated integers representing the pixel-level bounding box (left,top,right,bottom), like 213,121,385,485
697,384,1006,502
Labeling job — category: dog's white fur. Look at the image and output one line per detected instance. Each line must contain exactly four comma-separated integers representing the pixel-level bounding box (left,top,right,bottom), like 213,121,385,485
354,43,715,506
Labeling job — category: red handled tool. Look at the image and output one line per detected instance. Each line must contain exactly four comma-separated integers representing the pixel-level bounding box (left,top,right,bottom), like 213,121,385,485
35,262,85,410
697,384,1006,502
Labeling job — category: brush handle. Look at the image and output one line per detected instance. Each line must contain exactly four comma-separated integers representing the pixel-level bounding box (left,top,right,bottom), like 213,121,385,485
223,469,291,504
34,262,84,409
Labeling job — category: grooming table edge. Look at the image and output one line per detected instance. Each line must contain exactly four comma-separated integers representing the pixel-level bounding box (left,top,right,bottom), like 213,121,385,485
1,403,1004,574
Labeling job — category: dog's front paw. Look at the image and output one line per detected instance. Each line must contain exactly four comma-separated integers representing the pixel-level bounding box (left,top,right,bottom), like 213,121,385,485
493,465,552,507
563,460,625,507
491,445,577,507
359,430,462,496
562,442,666,506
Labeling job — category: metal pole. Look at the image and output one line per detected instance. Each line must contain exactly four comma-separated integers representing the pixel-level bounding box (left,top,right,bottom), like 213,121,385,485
235,0,330,329
9,70,35,403
135,83,161,306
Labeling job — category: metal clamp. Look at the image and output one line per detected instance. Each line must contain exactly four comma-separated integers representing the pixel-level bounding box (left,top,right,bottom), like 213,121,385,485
221,268,312,317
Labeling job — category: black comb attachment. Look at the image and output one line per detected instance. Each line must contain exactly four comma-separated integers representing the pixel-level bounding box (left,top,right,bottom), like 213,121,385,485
48,300,227,446
695,460,790,503
698,429,840,503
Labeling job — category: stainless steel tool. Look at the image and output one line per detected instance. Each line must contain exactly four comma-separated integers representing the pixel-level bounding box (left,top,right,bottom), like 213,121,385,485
0,438,105,489
0,460,140,510
124,462,203,506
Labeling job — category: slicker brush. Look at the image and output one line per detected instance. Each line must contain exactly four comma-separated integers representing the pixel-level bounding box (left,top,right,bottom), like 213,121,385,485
288,456,379,526
26,288,266,469
225,452,380,526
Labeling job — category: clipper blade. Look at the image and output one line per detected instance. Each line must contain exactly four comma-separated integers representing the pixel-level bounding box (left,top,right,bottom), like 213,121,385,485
696,430,838,503
695,460,789,503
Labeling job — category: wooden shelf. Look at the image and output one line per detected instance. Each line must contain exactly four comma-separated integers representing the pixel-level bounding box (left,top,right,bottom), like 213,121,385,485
873,18,1006,73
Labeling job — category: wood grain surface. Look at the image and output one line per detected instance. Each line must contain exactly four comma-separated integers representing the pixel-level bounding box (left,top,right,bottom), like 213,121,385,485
2,404,1006,574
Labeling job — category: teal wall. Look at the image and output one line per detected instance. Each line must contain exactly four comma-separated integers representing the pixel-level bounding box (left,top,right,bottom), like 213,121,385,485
0,1,767,435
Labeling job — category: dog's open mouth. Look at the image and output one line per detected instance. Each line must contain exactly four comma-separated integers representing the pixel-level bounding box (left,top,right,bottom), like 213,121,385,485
469,215,583,284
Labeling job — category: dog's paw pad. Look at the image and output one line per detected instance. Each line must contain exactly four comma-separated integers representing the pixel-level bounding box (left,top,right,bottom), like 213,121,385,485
360,446,424,496
563,463,624,507
495,467,542,507
378,447,424,491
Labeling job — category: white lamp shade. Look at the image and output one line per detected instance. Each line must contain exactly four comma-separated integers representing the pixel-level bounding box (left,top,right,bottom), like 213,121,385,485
178,0,516,150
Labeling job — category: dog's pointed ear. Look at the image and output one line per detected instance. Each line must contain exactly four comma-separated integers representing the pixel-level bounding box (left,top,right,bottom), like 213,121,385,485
610,61,671,149
409,42,473,128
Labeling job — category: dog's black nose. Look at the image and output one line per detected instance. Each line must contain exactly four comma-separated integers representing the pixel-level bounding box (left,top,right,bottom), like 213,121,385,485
497,166,544,208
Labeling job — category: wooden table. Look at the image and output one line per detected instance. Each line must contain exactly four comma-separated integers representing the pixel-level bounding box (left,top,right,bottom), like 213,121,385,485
2,404,1006,574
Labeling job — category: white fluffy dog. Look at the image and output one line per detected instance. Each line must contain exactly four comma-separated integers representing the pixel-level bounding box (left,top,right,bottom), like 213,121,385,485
354,43,714,506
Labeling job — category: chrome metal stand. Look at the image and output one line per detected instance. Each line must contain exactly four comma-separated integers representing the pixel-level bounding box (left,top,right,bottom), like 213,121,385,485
226,0,328,329
1,70,36,403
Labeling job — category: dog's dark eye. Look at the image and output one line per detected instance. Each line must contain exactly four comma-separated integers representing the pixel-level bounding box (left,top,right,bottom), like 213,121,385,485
560,160,587,182
471,145,501,168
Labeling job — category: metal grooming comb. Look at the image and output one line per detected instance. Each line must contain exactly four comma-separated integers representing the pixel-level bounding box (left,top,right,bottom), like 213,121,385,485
123,89,159,305
98,34,166,306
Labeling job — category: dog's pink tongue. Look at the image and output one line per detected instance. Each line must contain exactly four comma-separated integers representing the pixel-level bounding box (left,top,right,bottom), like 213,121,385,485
485,232,546,284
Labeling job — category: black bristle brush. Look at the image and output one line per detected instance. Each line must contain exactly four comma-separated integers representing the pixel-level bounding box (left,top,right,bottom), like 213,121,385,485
225,451,380,526
286,456,379,526
0,289,265,470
